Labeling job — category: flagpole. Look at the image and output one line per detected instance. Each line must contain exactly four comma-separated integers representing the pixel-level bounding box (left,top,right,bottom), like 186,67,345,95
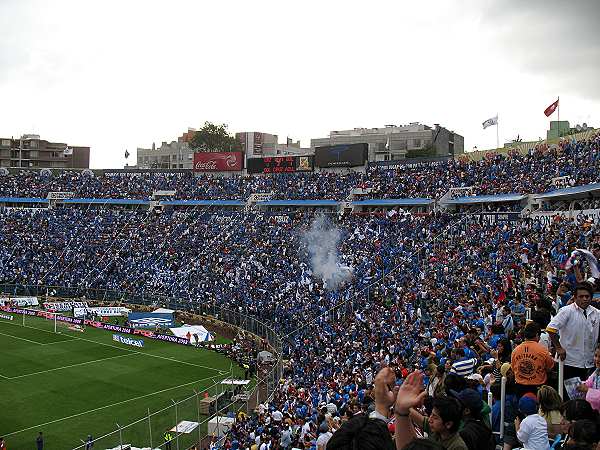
557,96,560,138
496,113,499,149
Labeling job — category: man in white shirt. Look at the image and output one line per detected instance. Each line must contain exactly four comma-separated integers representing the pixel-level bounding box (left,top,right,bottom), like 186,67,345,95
547,282,600,385
316,423,333,450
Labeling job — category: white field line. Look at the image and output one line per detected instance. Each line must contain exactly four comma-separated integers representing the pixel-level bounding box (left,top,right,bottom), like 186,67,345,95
0,320,227,374
41,338,77,346
0,372,9,379
3,373,224,438
6,353,136,380
0,329,45,345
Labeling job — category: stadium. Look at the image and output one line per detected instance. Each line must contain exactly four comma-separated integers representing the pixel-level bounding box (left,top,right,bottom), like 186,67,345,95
0,127,599,450
4,2,600,450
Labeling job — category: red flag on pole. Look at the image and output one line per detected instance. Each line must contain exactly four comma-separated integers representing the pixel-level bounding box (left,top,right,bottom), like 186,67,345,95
544,98,559,117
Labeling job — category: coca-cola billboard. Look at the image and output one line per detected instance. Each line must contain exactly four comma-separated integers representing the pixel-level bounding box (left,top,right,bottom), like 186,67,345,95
193,152,243,172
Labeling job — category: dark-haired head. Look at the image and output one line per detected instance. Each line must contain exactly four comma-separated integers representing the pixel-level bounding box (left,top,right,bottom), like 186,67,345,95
561,399,598,422
568,419,599,447
444,373,467,396
523,322,541,340
325,414,395,450
531,308,552,330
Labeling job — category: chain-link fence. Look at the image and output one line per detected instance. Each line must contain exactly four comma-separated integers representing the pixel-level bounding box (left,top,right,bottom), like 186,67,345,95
0,284,283,450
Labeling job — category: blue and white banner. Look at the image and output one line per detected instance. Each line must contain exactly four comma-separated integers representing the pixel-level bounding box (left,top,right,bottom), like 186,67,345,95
112,334,144,348
73,306,129,318
128,312,174,329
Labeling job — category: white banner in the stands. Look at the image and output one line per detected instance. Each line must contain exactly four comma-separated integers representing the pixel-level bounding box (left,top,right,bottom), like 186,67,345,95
0,297,40,307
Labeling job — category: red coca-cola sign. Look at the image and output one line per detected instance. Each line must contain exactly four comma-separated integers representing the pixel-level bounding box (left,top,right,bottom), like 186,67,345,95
193,152,243,172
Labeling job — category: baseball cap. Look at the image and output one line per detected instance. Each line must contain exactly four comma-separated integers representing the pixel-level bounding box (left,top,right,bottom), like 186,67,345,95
450,388,482,414
518,394,538,416
500,363,512,378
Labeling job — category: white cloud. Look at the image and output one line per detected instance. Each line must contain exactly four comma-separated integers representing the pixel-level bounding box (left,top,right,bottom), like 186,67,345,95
0,0,598,168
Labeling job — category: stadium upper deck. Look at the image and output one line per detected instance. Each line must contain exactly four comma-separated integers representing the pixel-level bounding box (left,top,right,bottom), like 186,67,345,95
0,132,598,202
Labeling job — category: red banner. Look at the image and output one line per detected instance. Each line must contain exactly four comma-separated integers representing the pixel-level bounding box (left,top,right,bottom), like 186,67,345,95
193,152,243,172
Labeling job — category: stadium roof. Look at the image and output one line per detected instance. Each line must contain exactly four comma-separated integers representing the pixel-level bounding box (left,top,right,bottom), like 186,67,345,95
535,183,600,200
257,199,340,207
445,194,526,204
0,197,48,203
62,198,150,205
351,198,433,206
160,200,244,206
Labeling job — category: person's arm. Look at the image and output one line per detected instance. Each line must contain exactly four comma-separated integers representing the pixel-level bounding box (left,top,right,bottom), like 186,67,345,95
548,330,566,360
408,407,425,427
394,371,426,450
547,309,568,360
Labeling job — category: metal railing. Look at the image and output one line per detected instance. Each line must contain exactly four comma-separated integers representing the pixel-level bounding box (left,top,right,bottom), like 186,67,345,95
0,284,283,450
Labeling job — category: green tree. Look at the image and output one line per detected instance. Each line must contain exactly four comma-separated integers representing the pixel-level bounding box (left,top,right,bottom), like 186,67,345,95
189,121,241,152
405,143,437,158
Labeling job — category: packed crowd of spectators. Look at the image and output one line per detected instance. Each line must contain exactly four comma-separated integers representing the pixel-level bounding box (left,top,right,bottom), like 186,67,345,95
4,201,600,448
0,133,599,203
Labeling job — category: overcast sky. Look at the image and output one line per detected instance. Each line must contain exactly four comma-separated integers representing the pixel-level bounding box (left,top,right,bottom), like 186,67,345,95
1,0,598,168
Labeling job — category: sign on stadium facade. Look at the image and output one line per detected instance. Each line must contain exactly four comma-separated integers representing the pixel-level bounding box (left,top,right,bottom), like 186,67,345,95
246,156,314,174
193,152,243,172
314,143,367,168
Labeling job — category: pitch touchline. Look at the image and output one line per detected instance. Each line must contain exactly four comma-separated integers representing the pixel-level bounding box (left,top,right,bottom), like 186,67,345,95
0,329,45,345
0,320,227,374
3,373,224,438
5,353,136,380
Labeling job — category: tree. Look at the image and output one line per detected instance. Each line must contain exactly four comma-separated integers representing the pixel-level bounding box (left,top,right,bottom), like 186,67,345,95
405,143,437,159
189,121,241,152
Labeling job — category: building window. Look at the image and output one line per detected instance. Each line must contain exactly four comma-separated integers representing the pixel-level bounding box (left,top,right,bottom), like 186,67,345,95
413,139,422,148
29,140,38,148
1,139,10,147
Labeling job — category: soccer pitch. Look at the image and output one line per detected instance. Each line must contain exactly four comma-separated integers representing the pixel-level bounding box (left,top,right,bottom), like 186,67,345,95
0,311,243,450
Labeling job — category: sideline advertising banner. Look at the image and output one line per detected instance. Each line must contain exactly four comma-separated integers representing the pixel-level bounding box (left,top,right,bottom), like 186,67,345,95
1,306,190,346
128,312,174,329
193,152,243,172
112,334,144,348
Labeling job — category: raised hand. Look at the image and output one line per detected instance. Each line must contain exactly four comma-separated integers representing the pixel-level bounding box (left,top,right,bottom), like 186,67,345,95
394,370,426,416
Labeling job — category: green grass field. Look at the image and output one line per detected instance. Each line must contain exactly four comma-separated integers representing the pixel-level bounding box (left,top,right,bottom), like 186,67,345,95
0,311,244,450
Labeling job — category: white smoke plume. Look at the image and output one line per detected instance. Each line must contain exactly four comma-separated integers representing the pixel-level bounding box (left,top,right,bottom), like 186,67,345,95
302,215,353,290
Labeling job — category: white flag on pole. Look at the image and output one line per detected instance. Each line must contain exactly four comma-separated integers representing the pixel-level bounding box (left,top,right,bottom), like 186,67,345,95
482,116,498,129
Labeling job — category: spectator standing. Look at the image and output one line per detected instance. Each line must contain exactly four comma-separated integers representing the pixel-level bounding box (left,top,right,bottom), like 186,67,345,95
577,344,600,411
408,396,468,450
450,349,478,377
547,283,600,383
510,296,526,327
454,389,494,450
36,432,43,450
511,323,554,396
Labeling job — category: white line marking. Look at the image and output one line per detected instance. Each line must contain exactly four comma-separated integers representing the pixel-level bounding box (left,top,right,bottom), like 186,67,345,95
0,372,9,379
6,353,136,380
3,373,224,437
41,338,77,346
0,329,44,345
0,320,227,374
